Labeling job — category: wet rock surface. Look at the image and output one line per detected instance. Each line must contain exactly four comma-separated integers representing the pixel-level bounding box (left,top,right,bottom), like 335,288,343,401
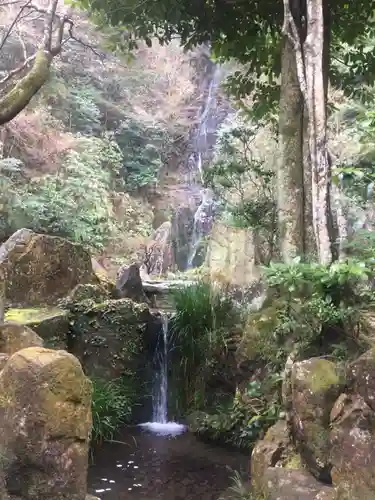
88,427,248,500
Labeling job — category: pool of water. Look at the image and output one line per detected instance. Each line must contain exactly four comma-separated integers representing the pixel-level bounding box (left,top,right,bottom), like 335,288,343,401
88,427,249,499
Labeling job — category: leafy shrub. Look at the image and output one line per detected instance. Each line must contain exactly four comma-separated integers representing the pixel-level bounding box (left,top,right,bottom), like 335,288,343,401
170,280,237,413
91,378,135,445
205,113,277,263
246,258,372,369
114,118,167,191
192,374,281,450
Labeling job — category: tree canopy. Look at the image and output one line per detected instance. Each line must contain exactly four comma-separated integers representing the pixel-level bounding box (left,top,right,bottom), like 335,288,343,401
75,0,375,107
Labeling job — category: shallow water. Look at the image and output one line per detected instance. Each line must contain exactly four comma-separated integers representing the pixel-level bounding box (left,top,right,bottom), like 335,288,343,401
88,427,249,499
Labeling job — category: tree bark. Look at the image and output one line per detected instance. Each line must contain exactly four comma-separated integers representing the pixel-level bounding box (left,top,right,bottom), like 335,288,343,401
0,50,53,125
278,32,305,262
304,0,333,264
282,0,334,264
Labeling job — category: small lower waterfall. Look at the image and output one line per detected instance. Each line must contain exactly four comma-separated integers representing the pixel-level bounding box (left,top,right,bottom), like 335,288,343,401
139,313,186,436
152,314,168,423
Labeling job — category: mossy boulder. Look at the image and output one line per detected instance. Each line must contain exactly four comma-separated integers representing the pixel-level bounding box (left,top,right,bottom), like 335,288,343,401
0,321,43,355
291,358,345,482
68,298,154,381
0,228,96,307
329,393,375,499
0,347,92,499
5,307,69,350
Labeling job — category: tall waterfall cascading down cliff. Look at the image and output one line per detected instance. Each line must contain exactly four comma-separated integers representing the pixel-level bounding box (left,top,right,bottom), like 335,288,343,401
185,64,224,269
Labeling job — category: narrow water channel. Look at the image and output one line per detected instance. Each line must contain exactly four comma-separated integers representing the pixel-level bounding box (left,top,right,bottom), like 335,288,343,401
88,427,249,499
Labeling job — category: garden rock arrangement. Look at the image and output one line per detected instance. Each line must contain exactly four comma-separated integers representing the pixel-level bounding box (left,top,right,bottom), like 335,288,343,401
0,229,137,499
250,354,375,500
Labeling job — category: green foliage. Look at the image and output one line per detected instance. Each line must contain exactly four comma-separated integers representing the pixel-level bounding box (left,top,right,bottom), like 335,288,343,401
170,280,236,413
36,75,104,135
74,0,375,118
114,118,166,191
205,113,277,262
249,258,372,369
192,374,281,450
3,135,123,248
91,377,135,444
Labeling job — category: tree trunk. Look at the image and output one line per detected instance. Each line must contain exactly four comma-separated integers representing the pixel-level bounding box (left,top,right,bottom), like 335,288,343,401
278,34,305,262
0,50,53,125
304,0,333,264
282,0,334,264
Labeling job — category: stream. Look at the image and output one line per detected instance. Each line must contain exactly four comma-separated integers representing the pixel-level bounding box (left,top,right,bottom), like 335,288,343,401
88,427,248,499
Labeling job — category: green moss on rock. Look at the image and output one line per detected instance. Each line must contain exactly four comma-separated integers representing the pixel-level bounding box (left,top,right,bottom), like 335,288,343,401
306,359,341,393
291,358,345,483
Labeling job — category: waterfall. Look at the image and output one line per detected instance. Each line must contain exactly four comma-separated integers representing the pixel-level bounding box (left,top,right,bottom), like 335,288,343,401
153,313,168,423
139,313,186,436
186,64,224,269
187,188,215,268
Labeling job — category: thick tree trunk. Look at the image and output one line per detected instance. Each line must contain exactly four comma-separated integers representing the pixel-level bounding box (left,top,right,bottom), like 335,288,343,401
282,0,334,264
278,35,305,262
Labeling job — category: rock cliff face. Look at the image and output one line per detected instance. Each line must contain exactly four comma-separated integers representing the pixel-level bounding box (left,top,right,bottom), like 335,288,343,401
250,353,375,500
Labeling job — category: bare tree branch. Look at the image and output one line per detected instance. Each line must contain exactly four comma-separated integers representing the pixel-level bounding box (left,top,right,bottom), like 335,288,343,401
0,0,106,123
0,0,32,52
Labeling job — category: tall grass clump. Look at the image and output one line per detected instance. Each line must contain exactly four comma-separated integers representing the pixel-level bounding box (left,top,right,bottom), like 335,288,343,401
91,378,135,445
170,280,236,413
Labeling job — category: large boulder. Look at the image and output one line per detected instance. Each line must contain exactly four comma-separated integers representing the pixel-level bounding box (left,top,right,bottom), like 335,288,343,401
0,229,96,307
290,358,344,482
0,322,43,356
0,347,92,499
347,347,375,411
